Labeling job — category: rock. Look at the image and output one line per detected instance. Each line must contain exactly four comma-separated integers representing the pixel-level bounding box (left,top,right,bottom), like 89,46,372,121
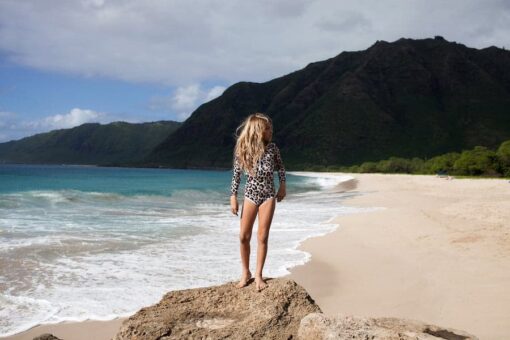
32,334,63,340
114,278,321,340
298,313,479,340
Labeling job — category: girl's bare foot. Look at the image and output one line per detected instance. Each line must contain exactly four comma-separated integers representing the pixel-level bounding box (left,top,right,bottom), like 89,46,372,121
255,276,267,291
237,271,252,288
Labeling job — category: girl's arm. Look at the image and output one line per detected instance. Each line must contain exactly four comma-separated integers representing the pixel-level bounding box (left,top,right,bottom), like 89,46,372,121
274,144,286,184
274,144,286,202
230,155,242,196
230,155,242,215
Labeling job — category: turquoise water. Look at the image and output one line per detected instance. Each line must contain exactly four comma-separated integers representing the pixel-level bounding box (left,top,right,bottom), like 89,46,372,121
0,164,362,336
0,164,233,196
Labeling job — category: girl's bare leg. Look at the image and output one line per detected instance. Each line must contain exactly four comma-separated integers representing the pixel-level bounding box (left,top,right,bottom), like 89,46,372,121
238,198,258,288
255,197,276,291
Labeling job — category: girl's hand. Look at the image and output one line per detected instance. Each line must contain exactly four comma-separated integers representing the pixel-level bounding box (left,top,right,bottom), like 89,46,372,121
230,195,239,215
276,182,286,202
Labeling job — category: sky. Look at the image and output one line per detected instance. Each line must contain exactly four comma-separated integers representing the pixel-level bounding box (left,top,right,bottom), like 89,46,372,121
0,0,509,142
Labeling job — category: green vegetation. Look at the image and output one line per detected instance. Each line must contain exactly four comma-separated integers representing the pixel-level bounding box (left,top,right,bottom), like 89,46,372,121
304,140,510,178
0,121,181,165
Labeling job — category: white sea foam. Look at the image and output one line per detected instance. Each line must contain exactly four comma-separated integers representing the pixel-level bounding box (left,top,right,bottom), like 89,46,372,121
287,171,355,190
0,171,381,337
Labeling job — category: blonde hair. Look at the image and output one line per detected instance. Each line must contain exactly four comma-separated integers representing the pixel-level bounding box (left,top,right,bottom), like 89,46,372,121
233,112,273,177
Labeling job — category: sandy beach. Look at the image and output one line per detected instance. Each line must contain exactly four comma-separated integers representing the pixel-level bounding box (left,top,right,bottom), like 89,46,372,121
1,318,127,340
287,173,510,340
3,172,510,339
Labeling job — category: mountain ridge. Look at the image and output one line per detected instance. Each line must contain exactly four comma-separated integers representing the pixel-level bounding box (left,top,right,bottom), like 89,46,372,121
2,36,509,169
144,36,510,169
0,120,181,165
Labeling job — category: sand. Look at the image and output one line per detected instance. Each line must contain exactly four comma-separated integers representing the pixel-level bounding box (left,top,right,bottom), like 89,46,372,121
3,173,509,339
286,173,510,340
1,317,128,340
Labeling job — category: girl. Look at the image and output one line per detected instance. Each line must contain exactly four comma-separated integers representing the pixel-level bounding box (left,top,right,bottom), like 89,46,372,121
230,112,286,291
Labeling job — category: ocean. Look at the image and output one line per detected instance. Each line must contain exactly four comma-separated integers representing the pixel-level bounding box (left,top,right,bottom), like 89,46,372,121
0,164,371,337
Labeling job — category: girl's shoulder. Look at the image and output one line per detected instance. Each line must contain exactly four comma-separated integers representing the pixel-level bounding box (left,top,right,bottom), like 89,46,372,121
269,142,281,151
265,142,277,151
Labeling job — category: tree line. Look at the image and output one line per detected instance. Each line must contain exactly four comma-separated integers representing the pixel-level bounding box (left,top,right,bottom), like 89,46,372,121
305,140,510,178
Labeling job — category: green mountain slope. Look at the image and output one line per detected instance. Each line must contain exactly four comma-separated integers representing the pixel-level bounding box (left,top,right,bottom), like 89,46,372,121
145,36,510,169
0,120,181,165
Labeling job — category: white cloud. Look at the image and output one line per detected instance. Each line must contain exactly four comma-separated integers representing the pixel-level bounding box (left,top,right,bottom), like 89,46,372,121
205,86,227,102
0,111,16,117
0,111,31,142
148,84,226,120
0,1,508,87
176,111,193,121
0,111,17,128
22,108,103,130
0,108,132,142
172,85,201,111
45,108,102,129
81,0,105,9
315,11,372,32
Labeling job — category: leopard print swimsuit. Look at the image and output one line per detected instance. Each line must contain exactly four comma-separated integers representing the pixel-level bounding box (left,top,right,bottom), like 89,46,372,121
230,142,286,210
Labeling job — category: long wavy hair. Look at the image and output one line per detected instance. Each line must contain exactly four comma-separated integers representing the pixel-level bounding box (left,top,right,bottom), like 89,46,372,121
233,112,272,177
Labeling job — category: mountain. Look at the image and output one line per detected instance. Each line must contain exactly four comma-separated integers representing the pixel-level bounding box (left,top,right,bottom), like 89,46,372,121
144,36,510,169
0,120,181,165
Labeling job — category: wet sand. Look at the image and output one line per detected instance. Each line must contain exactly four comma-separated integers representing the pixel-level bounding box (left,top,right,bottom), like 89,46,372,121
1,317,127,340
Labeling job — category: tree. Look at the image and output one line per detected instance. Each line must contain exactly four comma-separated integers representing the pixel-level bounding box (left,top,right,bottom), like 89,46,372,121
423,152,460,174
497,140,510,177
453,146,499,176
359,161,378,173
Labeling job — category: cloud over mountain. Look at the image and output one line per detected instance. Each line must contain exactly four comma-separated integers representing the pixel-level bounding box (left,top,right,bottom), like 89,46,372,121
1,0,508,87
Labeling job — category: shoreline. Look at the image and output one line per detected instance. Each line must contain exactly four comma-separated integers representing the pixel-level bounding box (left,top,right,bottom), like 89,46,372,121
286,172,510,340
0,170,352,340
0,317,128,340
3,172,510,339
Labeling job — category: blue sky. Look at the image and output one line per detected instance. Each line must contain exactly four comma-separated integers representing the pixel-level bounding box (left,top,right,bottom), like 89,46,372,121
0,0,508,142
0,49,230,141
1,54,169,120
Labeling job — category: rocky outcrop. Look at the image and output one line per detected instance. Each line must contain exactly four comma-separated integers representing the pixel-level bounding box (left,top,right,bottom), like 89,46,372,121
29,278,481,340
113,278,321,340
30,279,479,340
298,313,479,340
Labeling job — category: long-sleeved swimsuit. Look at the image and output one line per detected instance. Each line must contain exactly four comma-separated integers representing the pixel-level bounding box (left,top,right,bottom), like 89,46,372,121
230,142,286,210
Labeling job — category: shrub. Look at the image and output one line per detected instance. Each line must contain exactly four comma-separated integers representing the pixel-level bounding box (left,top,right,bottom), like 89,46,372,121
497,140,510,177
453,146,499,176
375,157,419,173
359,161,378,173
423,152,460,174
